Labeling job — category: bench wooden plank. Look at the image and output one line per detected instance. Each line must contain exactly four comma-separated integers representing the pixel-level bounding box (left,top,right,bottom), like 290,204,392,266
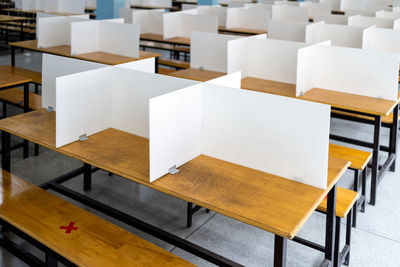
0,65,41,85
332,110,400,125
0,71,31,88
317,187,359,218
158,67,176,75
0,170,194,267
158,58,190,69
0,88,41,110
241,77,296,97
329,143,372,170
168,68,226,82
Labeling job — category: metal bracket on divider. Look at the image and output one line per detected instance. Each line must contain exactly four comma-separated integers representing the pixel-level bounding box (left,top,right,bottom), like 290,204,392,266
17,100,23,105
300,91,304,96
79,134,88,141
47,106,54,112
169,165,180,175
199,66,204,71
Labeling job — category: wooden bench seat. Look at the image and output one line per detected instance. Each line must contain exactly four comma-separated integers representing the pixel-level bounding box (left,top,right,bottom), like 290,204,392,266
1,21,36,29
141,41,190,53
332,109,400,125
0,65,41,85
0,170,194,266
158,67,176,75
317,187,359,219
0,25,35,34
158,58,190,69
0,88,41,110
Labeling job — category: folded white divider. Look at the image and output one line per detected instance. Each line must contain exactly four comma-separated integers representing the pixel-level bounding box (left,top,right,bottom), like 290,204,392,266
35,0,45,10
116,58,156,73
15,0,35,11
225,7,270,30
362,27,400,55
348,15,398,28
267,19,309,42
163,11,218,39
306,22,367,48
271,5,309,22
205,71,242,88
128,9,164,34
299,2,331,18
127,0,172,8
197,6,227,27
150,82,331,188
313,13,348,24
58,0,85,14
320,0,340,11
376,10,400,19
71,21,140,57
190,32,242,73
296,44,399,100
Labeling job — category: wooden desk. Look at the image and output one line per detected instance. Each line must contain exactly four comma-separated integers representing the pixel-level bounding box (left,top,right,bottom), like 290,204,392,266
166,69,399,206
0,15,27,23
218,27,267,36
140,33,190,47
2,8,87,17
0,110,350,266
168,68,226,82
8,40,160,67
131,4,179,10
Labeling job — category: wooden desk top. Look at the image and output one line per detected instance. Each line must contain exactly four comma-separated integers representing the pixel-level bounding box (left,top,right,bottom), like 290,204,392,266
131,4,179,10
218,27,267,35
241,77,296,98
0,110,350,239
2,8,86,16
0,65,41,84
168,68,226,82
0,15,28,22
300,88,400,117
0,71,31,88
8,40,160,65
0,170,194,267
140,33,190,46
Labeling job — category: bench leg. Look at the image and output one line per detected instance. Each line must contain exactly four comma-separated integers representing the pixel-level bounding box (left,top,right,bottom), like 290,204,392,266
187,202,193,228
370,116,381,206
325,184,337,265
334,217,341,267
389,104,398,172
274,235,287,267
34,84,39,94
344,212,352,266
2,102,6,118
83,163,91,191
34,144,39,156
352,170,359,228
45,253,58,267
23,84,30,159
361,169,366,213
2,131,11,172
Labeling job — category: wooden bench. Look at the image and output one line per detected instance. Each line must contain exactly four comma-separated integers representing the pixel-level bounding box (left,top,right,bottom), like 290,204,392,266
158,67,176,75
0,65,41,86
158,58,190,70
0,88,41,112
329,143,372,227
0,170,194,267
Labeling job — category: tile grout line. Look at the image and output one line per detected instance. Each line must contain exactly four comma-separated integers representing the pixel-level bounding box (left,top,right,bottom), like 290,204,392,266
169,212,218,253
353,226,400,244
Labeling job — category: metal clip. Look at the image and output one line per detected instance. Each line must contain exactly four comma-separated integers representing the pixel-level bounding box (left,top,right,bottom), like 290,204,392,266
300,91,304,96
47,106,54,112
199,66,204,71
79,134,88,141
17,100,23,105
169,165,180,175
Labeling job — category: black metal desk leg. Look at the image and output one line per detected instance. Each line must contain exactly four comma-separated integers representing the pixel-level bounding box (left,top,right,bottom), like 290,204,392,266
334,217,341,267
274,235,287,267
370,116,381,206
20,21,23,41
155,57,159,73
1,131,11,172
22,84,30,159
11,46,15,66
83,163,91,191
390,104,398,172
325,184,337,265
45,253,57,267
352,170,359,228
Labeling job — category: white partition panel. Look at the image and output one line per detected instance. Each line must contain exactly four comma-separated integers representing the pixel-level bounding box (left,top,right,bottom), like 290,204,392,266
271,5,309,21
376,10,400,19
362,27,400,54
16,0,35,10
163,12,182,39
56,67,113,148
348,15,396,28
99,21,140,58
44,0,59,12
226,7,270,30
321,0,340,11
306,23,365,48
37,17,68,48
300,2,331,17
197,6,227,27
42,54,106,110
36,0,45,10
181,14,218,38
120,8,133,23
296,45,399,100
190,32,241,72
86,0,96,9
227,37,249,75
205,71,242,88
267,19,309,42
247,38,308,83
132,9,164,34
116,58,155,73
313,13,348,24
59,0,85,14
340,0,366,11
71,21,100,55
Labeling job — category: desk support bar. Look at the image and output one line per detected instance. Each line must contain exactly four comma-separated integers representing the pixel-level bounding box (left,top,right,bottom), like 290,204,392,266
274,235,287,267
324,184,337,266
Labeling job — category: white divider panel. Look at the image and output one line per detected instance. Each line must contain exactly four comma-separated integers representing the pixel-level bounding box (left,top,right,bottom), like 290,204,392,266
321,0,340,11
42,54,106,110
362,27,400,54
120,8,133,23
59,0,85,14
247,38,309,83
56,67,113,148
313,13,348,24
227,37,249,75
163,12,182,39
116,58,155,73
36,0,45,10
205,71,242,88
132,10,164,34
149,84,203,181
44,0,59,12
71,21,100,55
299,2,331,18
394,6,400,12
225,7,270,30
86,0,96,9
296,45,399,100
348,15,396,28
190,32,242,73
181,14,218,38
306,23,365,48
149,83,331,187
37,17,67,48
99,21,139,58
340,0,366,11
376,10,400,19
267,19,309,42
15,0,35,11
271,5,309,22
197,6,227,27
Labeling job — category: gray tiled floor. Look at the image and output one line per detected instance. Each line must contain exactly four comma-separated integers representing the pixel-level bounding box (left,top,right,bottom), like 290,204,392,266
0,46,400,266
